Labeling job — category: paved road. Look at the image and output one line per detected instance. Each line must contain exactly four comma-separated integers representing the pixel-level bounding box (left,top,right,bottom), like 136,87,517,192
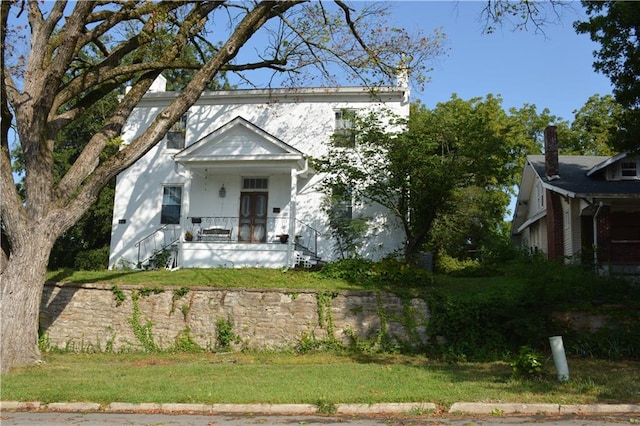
1,412,639,425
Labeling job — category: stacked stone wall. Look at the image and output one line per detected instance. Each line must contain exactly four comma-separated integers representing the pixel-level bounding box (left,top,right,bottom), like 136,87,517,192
39,283,430,352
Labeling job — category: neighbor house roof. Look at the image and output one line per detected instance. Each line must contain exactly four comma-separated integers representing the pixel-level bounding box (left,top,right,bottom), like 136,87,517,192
527,155,640,199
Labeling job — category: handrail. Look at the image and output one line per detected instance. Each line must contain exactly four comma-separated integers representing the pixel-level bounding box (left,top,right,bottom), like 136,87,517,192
135,224,180,268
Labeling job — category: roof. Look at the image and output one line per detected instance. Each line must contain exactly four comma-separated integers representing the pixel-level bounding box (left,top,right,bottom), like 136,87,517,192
527,155,640,199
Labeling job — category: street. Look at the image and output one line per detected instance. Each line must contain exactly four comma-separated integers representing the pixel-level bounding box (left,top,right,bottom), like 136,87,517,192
1,411,639,425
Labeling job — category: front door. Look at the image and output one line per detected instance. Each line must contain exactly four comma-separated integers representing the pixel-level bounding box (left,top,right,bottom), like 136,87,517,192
238,192,268,243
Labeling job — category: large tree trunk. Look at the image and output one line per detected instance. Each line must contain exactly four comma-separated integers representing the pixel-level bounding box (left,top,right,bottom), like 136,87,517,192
0,231,55,374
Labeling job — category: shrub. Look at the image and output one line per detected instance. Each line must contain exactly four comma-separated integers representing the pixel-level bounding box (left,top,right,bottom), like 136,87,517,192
74,247,109,270
511,346,544,378
318,258,433,287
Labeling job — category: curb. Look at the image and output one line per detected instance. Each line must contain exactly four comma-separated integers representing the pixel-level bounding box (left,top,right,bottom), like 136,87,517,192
1,401,639,416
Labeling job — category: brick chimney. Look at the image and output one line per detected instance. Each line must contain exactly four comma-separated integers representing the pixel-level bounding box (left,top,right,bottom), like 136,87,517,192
544,125,560,180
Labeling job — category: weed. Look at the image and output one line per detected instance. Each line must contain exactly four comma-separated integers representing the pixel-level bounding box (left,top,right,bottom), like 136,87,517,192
215,317,239,351
315,399,337,415
111,285,126,306
511,346,543,379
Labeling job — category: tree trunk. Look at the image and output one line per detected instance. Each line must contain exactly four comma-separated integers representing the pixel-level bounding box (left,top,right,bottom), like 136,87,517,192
0,233,54,374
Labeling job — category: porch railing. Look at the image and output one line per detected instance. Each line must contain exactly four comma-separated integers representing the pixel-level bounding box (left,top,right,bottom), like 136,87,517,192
186,216,318,257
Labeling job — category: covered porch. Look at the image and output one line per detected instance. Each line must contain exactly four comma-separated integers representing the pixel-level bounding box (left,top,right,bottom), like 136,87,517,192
171,115,320,269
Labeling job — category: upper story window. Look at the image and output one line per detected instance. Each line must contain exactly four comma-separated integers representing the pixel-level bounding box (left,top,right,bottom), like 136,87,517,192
534,180,545,210
166,113,188,150
160,185,182,224
620,158,639,180
243,177,268,190
333,109,356,148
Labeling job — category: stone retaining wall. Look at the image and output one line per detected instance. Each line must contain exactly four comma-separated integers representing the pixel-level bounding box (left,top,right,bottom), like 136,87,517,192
40,283,430,352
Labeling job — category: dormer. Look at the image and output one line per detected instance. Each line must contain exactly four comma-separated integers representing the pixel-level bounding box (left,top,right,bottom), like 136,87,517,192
587,153,640,181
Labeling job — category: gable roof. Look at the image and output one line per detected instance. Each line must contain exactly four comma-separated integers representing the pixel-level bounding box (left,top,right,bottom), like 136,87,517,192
174,116,306,174
526,154,640,199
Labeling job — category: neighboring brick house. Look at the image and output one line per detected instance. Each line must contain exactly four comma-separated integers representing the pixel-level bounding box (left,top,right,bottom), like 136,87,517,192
108,75,409,269
512,126,640,275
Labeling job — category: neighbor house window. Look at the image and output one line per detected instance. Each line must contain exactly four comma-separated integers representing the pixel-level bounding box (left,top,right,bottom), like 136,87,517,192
334,109,356,148
620,158,639,179
161,186,182,224
166,113,187,150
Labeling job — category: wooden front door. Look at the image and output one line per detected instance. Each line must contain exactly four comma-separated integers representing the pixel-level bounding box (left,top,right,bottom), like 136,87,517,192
238,192,268,243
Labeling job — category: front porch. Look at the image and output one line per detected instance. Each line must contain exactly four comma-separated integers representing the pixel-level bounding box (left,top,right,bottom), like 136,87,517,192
134,216,320,269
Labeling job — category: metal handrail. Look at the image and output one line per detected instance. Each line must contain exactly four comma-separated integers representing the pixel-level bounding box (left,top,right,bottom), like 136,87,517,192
135,224,180,267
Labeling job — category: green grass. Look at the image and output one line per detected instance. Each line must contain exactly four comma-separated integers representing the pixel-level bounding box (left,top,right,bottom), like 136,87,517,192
2,351,639,407
46,268,360,290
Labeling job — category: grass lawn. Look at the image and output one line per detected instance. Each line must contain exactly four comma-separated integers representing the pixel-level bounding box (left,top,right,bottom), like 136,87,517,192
46,268,368,291
2,351,639,408
28,266,638,408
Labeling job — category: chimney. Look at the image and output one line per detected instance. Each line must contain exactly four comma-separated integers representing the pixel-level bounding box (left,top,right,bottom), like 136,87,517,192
544,125,560,180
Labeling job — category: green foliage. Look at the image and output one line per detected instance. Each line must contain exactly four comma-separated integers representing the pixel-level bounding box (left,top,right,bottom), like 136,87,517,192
511,346,544,378
435,253,480,275
138,286,165,297
74,247,109,271
315,399,337,415
129,290,159,352
147,249,172,270
215,317,239,352
111,285,126,307
317,258,433,288
171,328,204,353
320,188,370,260
575,1,640,152
430,254,640,361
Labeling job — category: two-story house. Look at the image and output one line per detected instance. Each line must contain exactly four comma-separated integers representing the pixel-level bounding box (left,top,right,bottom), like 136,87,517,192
108,76,409,269
512,126,640,275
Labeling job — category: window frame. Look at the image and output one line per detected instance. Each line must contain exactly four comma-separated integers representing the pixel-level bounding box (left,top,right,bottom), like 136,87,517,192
333,109,357,148
242,177,269,191
160,185,183,225
166,113,188,150
620,158,639,180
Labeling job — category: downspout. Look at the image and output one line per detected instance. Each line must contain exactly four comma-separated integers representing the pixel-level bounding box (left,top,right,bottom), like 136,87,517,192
287,157,309,268
593,201,603,270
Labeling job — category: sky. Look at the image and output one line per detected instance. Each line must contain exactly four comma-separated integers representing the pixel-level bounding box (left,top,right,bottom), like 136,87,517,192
386,1,613,123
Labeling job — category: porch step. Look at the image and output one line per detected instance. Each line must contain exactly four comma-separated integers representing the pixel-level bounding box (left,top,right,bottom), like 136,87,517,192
294,251,321,269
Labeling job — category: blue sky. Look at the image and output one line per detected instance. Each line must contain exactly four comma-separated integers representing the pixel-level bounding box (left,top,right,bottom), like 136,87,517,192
387,1,613,122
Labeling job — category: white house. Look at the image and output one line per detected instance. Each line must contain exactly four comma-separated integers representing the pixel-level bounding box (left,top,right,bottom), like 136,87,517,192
108,75,410,269
511,126,640,274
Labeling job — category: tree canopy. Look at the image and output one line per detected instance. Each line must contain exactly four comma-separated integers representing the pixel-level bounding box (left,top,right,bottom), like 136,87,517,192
575,1,640,152
315,95,541,262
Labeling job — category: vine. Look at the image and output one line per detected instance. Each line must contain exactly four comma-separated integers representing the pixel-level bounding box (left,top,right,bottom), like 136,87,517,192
170,286,190,316
128,290,159,352
317,291,338,341
111,285,126,306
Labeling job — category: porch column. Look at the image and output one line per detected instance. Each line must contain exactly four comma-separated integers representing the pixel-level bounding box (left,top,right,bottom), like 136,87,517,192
287,168,297,267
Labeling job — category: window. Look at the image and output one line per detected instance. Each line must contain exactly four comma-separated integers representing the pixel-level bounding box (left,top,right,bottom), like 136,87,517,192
333,109,356,148
160,186,182,224
166,114,187,150
620,158,639,179
242,177,268,190
333,186,353,220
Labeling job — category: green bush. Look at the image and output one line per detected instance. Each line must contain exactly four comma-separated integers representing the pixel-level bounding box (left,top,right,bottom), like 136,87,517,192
435,253,479,275
318,258,433,287
74,247,109,270
511,346,544,378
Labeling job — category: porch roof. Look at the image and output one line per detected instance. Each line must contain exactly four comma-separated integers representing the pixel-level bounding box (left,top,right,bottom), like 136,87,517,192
173,116,308,175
